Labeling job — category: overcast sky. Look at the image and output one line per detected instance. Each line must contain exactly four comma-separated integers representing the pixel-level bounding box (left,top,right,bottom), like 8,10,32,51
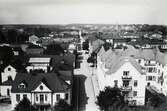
0,0,166,24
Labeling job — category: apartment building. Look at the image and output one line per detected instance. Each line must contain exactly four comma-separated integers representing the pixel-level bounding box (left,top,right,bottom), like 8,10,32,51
96,45,167,105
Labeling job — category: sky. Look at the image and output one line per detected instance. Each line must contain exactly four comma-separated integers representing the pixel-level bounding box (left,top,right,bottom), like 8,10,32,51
0,0,166,24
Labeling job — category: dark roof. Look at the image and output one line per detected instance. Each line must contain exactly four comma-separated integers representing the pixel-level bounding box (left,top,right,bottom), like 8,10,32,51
58,71,72,81
27,44,43,49
11,73,70,93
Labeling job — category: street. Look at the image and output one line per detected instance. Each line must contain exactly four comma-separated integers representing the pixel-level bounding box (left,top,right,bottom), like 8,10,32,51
73,51,99,111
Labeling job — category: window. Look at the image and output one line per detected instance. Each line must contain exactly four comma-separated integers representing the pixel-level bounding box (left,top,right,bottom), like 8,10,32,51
147,76,152,81
65,93,68,100
16,94,20,102
7,89,10,96
114,80,118,87
40,94,44,103
7,76,12,81
45,94,48,101
133,91,137,97
147,67,157,73
8,68,11,71
56,94,60,101
147,76,156,81
40,85,43,90
134,80,138,87
36,94,38,101
138,59,141,63
123,71,129,76
123,80,129,87
23,94,27,98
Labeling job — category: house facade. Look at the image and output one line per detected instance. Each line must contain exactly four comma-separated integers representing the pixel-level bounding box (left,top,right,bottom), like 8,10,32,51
11,73,71,111
97,51,146,105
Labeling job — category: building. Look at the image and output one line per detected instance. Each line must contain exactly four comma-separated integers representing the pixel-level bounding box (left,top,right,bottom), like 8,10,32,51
97,48,146,106
11,73,71,111
26,57,52,73
29,35,39,45
96,45,167,105
0,61,26,98
1,65,17,83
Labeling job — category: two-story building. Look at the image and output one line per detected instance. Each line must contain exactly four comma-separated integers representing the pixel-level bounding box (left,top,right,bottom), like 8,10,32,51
97,48,146,106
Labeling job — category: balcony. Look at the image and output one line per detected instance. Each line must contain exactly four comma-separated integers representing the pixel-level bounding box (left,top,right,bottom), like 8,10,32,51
122,75,132,80
121,86,132,92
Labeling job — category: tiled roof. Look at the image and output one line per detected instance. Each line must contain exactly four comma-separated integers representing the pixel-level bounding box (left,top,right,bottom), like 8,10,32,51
106,56,144,75
58,71,73,81
92,39,105,52
99,45,167,75
11,73,69,93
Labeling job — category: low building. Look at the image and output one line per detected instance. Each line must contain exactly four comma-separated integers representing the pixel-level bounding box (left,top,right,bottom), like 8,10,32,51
26,57,52,73
11,73,71,110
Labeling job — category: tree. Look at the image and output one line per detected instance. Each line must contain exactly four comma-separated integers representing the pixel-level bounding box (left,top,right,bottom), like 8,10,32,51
15,97,37,111
145,89,165,108
96,87,126,111
82,39,89,50
54,99,71,111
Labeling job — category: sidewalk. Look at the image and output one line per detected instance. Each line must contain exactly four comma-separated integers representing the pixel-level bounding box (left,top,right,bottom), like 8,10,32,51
91,71,100,98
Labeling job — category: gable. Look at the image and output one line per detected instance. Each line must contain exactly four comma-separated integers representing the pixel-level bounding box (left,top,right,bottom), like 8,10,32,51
115,62,143,78
32,82,51,92
4,65,16,72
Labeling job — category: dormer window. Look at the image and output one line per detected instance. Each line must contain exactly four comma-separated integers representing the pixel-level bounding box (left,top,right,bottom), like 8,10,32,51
18,83,26,89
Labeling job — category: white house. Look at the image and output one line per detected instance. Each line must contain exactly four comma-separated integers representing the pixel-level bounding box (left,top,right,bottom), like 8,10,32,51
1,65,17,83
29,35,39,45
96,45,167,106
11,73,71,111
0,77,13,98
26,57,52,73
97,48,146,106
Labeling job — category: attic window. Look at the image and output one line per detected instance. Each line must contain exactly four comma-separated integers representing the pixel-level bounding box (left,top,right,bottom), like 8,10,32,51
8,68,11,71
18,83,26,89
40,85,43,90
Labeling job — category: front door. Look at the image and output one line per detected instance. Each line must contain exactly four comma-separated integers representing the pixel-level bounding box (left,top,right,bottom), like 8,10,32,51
40,94,44,103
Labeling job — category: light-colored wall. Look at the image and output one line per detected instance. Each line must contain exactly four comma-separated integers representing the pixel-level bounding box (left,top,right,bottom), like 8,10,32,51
97,58,146,106
1,65,16,82
0,86,11,96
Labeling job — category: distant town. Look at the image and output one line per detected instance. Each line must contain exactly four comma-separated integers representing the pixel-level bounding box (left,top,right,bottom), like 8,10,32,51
0,24,167,111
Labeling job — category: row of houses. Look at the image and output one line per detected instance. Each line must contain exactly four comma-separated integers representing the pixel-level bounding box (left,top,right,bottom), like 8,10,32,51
95,44,167,106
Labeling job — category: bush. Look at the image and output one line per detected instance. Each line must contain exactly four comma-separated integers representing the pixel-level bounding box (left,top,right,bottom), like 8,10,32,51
54,99,71,111
15,97,37,111
96,87,126,111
